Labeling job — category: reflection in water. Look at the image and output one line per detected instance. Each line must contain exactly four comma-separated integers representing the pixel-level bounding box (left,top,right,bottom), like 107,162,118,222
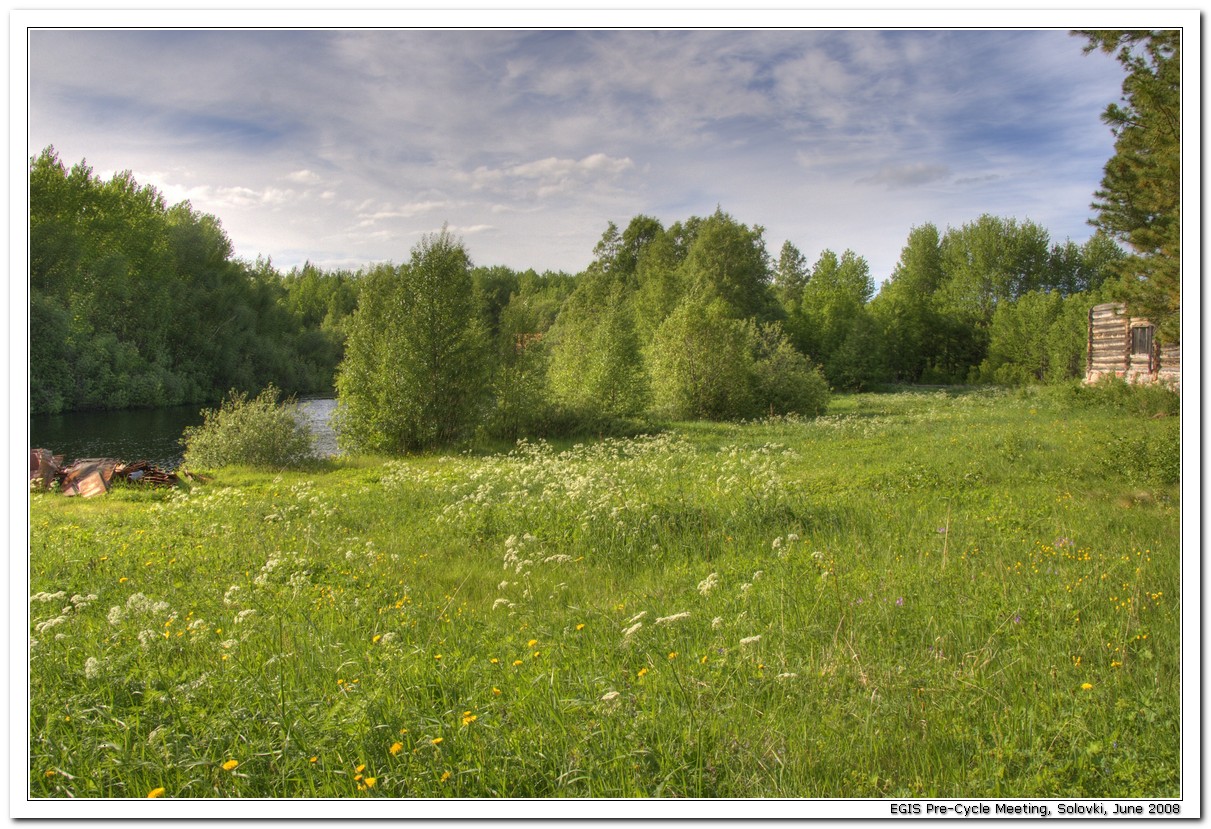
29,398,340,470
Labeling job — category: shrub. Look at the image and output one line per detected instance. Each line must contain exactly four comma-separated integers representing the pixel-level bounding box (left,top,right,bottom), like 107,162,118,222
751,323,830,416
181,385,317,470
1048,376,1180,418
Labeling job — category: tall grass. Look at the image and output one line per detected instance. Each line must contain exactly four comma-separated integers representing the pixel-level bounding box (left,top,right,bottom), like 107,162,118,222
27,387,1181,798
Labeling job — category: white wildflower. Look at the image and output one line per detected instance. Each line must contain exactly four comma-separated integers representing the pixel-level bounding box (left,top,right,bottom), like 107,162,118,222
626,611,648,625
740,583,752,594
655,612,691,626
233,609,257,625
712,617,724,629
223,585,241,606
543,554,573,564
498,580,510,591
622,622,643,639
776,672,799,680
600,690,620,702
137,629,158,647
740,635,762,647
786,534,799,542
35,616,67,633
107,606,124,626
30,591,67,603
84,657,101,679
220,639,237,649
752,570,764,581
697,573,719,597
492,598,511,610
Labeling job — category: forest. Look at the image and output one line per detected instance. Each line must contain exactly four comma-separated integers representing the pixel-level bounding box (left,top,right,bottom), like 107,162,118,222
27,151,1122,422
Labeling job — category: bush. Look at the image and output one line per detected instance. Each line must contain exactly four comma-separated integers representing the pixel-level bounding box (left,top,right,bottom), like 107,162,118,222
751,323,830,416
181,385,317,470
1047,376,1180,418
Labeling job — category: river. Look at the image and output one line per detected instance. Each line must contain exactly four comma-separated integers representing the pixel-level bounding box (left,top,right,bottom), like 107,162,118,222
29,398,340,470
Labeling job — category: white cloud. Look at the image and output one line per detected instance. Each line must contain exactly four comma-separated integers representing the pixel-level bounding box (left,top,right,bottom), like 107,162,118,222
286,169,320,183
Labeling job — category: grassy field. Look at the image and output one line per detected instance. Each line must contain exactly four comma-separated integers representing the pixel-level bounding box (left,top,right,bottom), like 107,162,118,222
26,386,1183,800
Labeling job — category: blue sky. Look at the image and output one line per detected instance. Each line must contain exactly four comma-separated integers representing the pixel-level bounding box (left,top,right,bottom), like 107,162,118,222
27,25,1129,284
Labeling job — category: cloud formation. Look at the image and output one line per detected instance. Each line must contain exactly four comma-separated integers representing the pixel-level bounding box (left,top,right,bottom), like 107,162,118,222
26,27,1127,280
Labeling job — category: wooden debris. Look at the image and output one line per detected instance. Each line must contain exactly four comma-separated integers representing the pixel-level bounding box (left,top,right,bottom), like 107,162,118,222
31,450,181,497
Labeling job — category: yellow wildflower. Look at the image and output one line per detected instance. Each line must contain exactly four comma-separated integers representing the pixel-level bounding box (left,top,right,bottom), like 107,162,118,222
489,658,499,664
512,659,523,667
1081,683,1093,691
668,651,677,660
365,777,376,788
528,639,538,647
637,667,648,678
221,759,239,771
147,787,165,798
492,687,501,696
389,742,403,756
462,711,477,726
576,623,585,631
431,737,443,745
440,770,452,783
355,764,366,773
309,756,318,764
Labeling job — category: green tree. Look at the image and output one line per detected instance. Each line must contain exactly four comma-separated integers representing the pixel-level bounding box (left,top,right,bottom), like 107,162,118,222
790,248,876,386
335,229,487,453
546,275,648,422
1079,30,1181,343
646,295,757,421
869,224,945,383
773,240,810,311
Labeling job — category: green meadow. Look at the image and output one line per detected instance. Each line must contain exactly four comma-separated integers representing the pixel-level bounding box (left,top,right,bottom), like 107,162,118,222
27,387,1181,799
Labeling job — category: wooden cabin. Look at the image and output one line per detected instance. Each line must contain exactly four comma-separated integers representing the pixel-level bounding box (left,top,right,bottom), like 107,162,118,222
1086,302,1180,391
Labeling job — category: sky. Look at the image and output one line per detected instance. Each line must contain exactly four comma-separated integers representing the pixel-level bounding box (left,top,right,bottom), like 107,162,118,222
26,23,1130,285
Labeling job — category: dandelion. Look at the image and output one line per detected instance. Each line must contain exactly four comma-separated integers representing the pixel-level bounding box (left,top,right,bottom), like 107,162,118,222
355,764,366,773
431,737,443,746
440,770,452,783
310,756,318,764
221,759,239,771
147,787,166,798
576,623,585,631
512,659,523,667
389,742,403,756
1081,683,1093,691
364,777,376,788
462,711,478,726
668,651,677,660
489,657,499,664
492,687,501,696
637,667,649,678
